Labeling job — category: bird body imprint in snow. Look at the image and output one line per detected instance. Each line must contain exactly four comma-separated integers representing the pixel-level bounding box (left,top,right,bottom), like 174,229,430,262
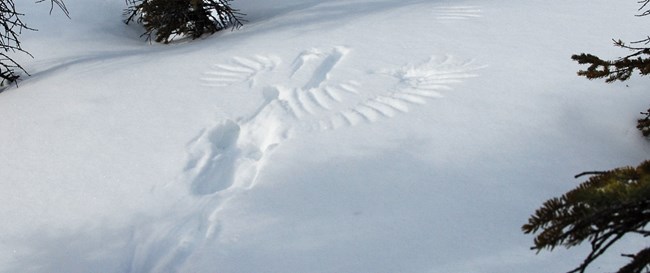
130,48,484,273
190,47,483,196
201,48,482,132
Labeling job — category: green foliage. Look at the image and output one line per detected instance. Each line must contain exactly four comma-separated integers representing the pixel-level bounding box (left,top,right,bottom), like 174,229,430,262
523,161,650,273
638,109,650,137
571,0,650,137
571,45,650,83
527,2,650,273
124,0,244,44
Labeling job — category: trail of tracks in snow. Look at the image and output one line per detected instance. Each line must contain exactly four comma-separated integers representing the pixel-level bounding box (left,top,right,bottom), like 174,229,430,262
129,45,484,272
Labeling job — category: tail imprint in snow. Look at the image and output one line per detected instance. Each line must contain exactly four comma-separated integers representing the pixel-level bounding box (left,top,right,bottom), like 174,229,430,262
308,54,483,131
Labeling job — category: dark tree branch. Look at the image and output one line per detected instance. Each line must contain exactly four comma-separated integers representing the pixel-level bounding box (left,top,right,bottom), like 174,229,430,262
572,1,650,84
574,171,608,179
568,232,626,273
124,0,244,44
0,0,68,86
0,0,33,85
638,0,650,17
36,0,69,18
618,247,650,273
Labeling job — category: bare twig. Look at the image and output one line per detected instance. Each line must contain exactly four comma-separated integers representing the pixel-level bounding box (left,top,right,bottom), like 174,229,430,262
574,171,607,179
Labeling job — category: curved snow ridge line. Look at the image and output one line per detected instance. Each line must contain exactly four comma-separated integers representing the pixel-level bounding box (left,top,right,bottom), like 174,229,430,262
432,6,483,20
23,49,149,83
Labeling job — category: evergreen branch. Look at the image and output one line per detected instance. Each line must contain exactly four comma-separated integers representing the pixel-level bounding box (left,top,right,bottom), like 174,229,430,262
123,0,245,44
524,161,650,273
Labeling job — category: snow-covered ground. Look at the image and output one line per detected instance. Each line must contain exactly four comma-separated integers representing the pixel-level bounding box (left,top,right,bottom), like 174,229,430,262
1,0,649,272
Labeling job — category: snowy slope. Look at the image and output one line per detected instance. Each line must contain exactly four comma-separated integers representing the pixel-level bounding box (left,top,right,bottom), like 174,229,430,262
1,0,649,272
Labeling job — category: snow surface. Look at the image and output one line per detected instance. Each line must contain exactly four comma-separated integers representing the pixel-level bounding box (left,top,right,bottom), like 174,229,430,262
1,0,649,272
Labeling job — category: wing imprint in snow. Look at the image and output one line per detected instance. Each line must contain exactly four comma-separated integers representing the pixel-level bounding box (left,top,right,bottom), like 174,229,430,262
432,6,482,20
201,55,280,88
140,49,484,273
303,55,484,131
191,50,484,197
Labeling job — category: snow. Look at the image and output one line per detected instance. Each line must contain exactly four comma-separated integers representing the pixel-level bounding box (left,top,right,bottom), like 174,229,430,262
1,0,649,272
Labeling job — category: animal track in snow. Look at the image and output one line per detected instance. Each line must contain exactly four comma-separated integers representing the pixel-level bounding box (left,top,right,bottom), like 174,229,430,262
191,48,483,196
431,6,482,20
130,48,483,273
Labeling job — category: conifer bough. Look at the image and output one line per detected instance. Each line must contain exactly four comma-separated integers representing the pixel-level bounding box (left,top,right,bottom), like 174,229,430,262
571,0,650,137
124,0,244,44
572,0,650,83
527,3,650,272
523,161,650,273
